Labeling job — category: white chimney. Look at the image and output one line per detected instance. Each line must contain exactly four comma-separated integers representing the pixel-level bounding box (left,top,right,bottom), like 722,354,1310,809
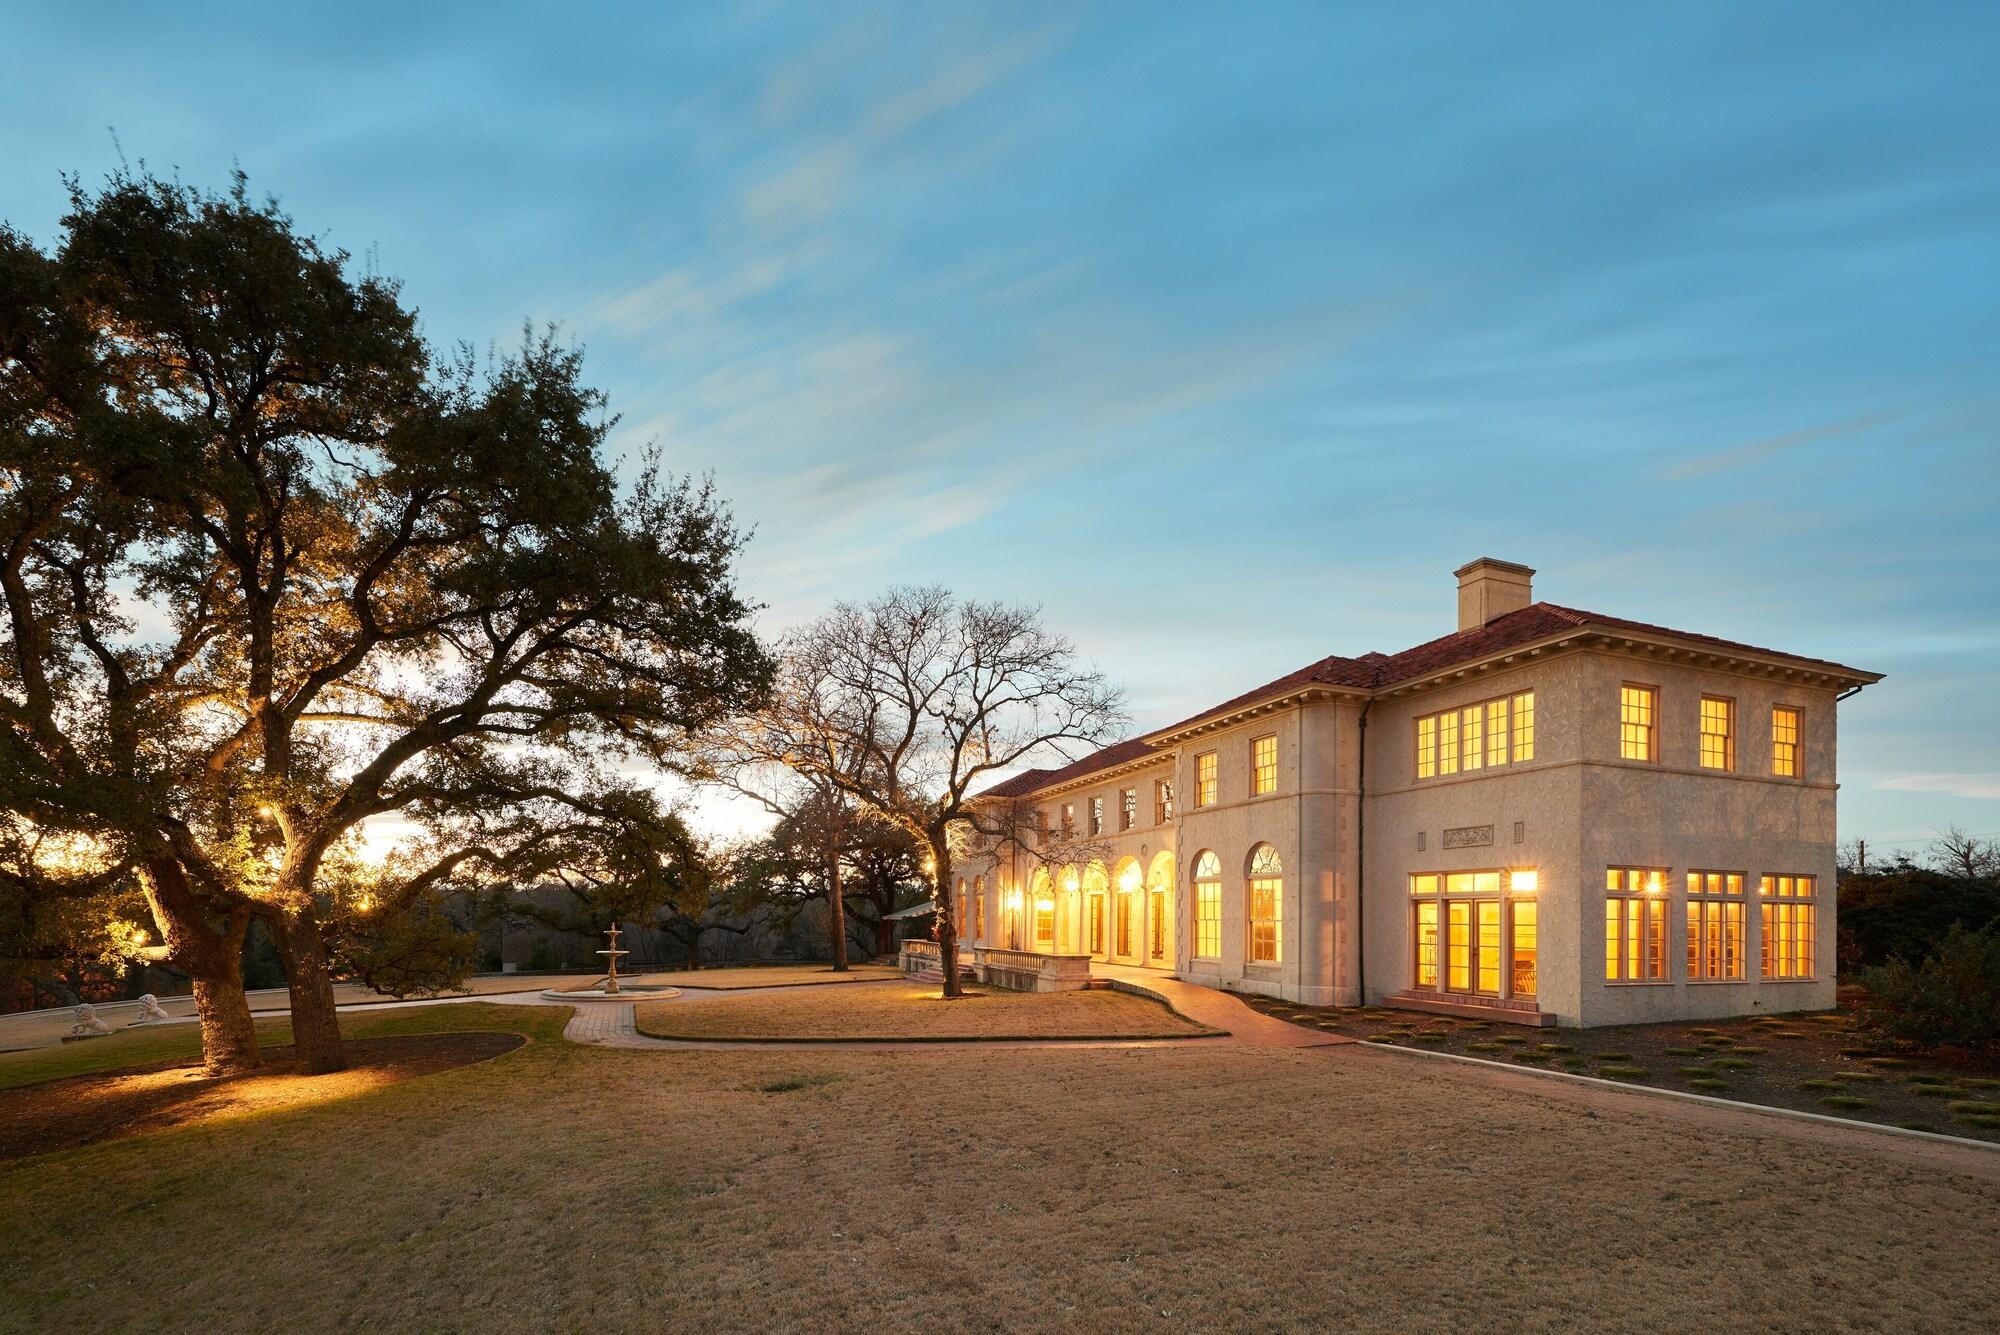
1455,558,1535,631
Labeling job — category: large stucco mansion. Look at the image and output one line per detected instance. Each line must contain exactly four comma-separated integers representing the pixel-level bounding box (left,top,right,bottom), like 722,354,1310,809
952,559,1881,1027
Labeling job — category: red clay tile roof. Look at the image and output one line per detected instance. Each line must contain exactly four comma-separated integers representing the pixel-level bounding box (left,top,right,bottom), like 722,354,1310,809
976,601,1878,799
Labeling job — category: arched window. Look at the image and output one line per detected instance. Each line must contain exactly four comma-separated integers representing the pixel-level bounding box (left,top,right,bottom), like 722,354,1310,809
1146,851,1175,962
1192,850,1222,960
973,876,986,942
1247,844,1282,965
955,879,967,935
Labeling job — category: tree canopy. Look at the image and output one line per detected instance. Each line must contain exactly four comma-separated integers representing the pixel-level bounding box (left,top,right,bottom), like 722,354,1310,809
0,170,770,1071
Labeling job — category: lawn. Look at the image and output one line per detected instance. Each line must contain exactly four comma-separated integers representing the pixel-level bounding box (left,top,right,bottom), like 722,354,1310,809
4,1002,2000,1331
614,963,904,990
1239,993,2000,1142
633,982,1217,1041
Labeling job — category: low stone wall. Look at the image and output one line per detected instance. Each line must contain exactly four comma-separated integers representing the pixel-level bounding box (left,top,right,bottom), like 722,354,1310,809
975,947,1094,993
898,941,941,974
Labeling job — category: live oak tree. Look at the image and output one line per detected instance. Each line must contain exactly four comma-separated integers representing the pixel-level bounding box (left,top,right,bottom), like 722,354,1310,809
0,171,769,1073
776,587,1125,997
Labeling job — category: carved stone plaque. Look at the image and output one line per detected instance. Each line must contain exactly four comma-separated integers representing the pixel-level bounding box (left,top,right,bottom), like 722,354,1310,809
1442,824,1494,849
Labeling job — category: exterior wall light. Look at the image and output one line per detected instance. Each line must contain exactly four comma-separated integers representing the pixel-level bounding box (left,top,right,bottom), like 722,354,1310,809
1509,869,1537,893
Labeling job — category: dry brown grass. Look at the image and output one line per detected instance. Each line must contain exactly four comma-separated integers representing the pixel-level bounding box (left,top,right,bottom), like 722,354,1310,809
4,1004,2000,1332
633,982,1216,1040
615,963,904,990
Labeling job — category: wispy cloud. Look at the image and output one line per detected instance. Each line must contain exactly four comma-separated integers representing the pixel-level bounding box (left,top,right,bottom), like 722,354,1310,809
1660,409,1899,482
1878,774,2000,801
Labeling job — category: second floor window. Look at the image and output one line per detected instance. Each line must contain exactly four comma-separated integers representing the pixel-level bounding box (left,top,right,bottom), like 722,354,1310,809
1772,706,1801,777
1415,691,1534,779
1120,787,1137,831
1619,685,1658,762
1251,735,1277,795
1060,803,1075,837
1699,696,1735,771
1195,752,1217,807
1155,778,1175,824
1088,796,1104,836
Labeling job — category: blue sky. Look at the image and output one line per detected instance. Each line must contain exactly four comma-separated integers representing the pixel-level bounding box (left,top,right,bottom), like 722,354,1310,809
5,2,1997,851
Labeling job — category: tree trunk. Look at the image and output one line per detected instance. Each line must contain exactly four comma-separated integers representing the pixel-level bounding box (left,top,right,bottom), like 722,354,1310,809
686,929,701,969
273,908,346,1075
141,859,262,1076
873,906,896,959
192,964,262,1076
826,844,850,972
934,838,961,998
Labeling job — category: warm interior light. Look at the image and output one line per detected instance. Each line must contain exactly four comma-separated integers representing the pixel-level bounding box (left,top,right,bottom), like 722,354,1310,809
1118,865,1141,893
1004,890,1023,910
1034,897,1054,912
1510,869,1537,893
1063,871,1079,893
1645,872,1664,895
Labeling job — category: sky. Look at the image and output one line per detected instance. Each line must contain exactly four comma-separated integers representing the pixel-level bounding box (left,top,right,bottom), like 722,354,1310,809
4,2,1998,854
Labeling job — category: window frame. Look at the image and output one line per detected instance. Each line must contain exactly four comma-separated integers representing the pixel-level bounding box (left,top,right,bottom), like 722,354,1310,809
1759,873,1818,981
1414,690,1535,781
1250,734,1278,797
1604,865,1670,983
1119,787,1137,831
1406,868,1536,1000
1698,694,1736,772
1088,795,1104,837
1246,843,1283,967
1194,751,1218,808
1619,684,1660,763
1191,850,1222,960
1154,778,1175,825
1684,869,1745,982
1771,705,1803,779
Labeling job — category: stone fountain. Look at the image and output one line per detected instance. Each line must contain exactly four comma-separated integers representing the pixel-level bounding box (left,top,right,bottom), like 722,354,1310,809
539,921,681,1002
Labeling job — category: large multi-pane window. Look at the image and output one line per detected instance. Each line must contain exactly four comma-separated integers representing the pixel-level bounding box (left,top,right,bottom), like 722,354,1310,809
1251,735,1278,796
1771,707,1802,777
1619,686,1658,762
956,880,967,934
1605,866,1669,982
1194,752,1218,807
1686,871,1745,980
1088,796,1104,836
1192,850,1221,958
1034,889,1055,949
1120,787,1137,831
1085,888,1104,954
1415,691,1534,779
1760,875,1817,979
973,877,985,942
1155,778,1175,824
1060,803,1076,836
1247,844,1282,965
1408,869,1534,998
1699,696,1735,771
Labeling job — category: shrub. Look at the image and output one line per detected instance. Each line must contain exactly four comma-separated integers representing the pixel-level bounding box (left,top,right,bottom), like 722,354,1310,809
1799,1079,1843,1091
1663,1046,1703,1056
1688,1078,1729,1091
1598,1065,1649,1080
1858,924,2000,1055
1820,1095,1873,1111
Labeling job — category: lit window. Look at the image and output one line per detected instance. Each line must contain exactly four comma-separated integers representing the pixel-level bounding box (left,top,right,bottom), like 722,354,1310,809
1195,752,1217,807
1120,787,1137,831
1686,871,1745,980
1085,886,1104,954
1414,690,1534,780
973,877,985,941
1089,796,1104,836
1034,896,1055,949
1605,866,1669,982
956,879,967,934
1061,803,1075,836
1511,691,1535,761
1760,875,1817,979
1114,880,1133,956
1155,779,1175,824
1511,898,1537,998
1486,698,1509,768
1619,686,1658,762
1408,869,1528,998
1772,707,1801,777
1251,735,1277,795
1192,850,1221,958
1147,862,1171,960
1699,696,1735,771
1247,844,1282,964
